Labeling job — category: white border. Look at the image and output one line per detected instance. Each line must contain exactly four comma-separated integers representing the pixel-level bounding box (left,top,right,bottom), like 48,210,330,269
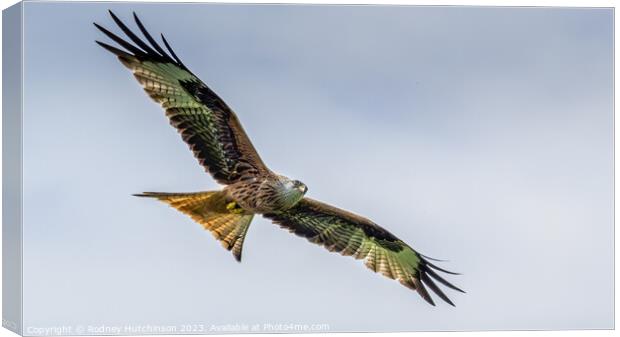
0,1,615,337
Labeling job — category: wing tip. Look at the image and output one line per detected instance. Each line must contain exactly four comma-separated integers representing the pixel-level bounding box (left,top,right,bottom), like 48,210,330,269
160,32,185,66
412,278,435,306
234,252,242,263
96,10,183,65
408,252,465,305
421,260,466,295
420,271,457,306
133,192,161,198
93,22,105,31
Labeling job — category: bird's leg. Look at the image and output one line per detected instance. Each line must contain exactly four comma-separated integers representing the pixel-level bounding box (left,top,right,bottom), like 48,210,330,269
226,201,244,214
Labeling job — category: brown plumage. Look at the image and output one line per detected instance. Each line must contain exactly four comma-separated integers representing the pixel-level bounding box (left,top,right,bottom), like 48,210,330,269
96,11,463,306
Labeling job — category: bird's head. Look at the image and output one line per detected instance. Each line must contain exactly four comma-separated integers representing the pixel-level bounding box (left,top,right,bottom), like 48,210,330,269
279,177,308,209
292,179,308,195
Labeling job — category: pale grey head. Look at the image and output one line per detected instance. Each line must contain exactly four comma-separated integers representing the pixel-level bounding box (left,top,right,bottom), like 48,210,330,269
277,176,308,210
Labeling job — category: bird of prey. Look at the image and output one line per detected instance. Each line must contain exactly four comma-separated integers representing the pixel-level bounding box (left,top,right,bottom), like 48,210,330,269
94,11,464,306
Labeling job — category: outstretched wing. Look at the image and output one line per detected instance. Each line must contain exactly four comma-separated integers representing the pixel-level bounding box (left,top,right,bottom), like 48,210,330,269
263,198,464,306
94,11,269,185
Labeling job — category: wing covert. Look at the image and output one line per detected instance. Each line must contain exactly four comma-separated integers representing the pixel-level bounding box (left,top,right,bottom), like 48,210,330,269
95,11,269,185
263,198,464,306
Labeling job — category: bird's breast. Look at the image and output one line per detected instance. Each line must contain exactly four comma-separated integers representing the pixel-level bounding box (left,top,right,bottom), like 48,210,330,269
225,176,303,213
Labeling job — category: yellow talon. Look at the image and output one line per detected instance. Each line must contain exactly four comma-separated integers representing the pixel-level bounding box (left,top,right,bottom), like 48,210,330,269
226,201,244,214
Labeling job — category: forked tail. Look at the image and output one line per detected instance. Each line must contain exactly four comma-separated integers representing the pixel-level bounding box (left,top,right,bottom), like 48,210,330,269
134,191,254,261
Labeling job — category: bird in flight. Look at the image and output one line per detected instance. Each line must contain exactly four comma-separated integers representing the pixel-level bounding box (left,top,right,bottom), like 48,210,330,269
95,11,464,306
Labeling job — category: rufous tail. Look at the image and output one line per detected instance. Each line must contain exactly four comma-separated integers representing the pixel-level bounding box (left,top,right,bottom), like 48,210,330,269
134,191,253,262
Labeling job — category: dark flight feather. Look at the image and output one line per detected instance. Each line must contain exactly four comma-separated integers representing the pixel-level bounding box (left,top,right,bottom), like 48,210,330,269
93,23,146,57
95,40,132,58
424,266,465,293
108,10,160,57
161,33,185,66
132,12,171,60
420,272,454,306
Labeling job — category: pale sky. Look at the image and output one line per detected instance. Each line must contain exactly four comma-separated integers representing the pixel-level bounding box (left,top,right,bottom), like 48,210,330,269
20,2,613,333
